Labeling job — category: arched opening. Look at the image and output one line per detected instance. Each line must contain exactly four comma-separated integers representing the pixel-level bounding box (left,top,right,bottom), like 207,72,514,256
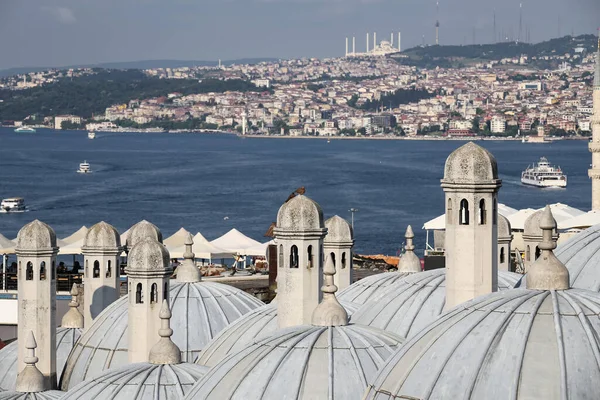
278,245,284,268
459,199,470,225
307,245,313,268
290,245,299,268
526,245,531,261
136,283,143,304
478,199,486,225
493,199,498,224
330,252,336,267
535,246,541,260
85,260,89,278
93,261,100,278
106,260,112,278
40,262,46,281
163,282,168,300
150,283,158,304
52,261,55,280
500,247,505,264
26,262,33,281
447,198,453,220
341,252,347,269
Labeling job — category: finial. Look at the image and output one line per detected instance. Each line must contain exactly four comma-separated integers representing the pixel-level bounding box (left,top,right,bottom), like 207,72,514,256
397,225,421,273
61,284,84,328
311,255,348,327
526,206,569,290
175,233,201,283
15,331,46,393
149,300,181,365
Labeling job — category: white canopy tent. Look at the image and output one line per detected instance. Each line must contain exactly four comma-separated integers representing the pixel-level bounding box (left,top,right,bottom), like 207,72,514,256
58,238,86,255
507,203,585,230
0,233,15,254
506,208,538,231
241,240,276,258
164,228,192,248
169,232,233,260
57,226,88,248
422,203,518,230
210,229,262,255
561,210,600,230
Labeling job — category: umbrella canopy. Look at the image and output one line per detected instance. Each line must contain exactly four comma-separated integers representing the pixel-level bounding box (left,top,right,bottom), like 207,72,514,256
422,203,518,230
169,232,233,259
211,228,262,255
0,233,15,254
241,240,276,257
560,210,600,230
164,227,192,248
57,226,88,247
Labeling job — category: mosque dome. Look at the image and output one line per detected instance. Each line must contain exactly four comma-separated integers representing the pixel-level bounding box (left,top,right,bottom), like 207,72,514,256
362,288,600,400
498,213,512,240
125,220,162,249
337,271,415,307
82,222,121,250
442,142,498,183
186,324,403,400
524,208,559,239
324,215,353,244
350,269,523,338
0,328,81,391
60,281,263,390
15,220,57,252
275,195,324,232
555,224,600,291
0,392,64,400
62,362,207,400
125,238,170,275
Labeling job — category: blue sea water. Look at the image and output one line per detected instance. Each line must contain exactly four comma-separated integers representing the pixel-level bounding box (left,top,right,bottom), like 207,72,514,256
0,128,591,255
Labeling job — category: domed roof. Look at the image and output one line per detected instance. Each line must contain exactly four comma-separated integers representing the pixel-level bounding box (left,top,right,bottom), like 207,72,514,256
125,238,170,275
442,142,499,184
196,299,360,367
555,223,600,291
0,392,63,400
337,271,415,307
324,215,353,244
60,281,263,390
498,213,512,240
62,363,208,400
363,288,600,400
83,222,121,250
125,220,162,249
350,269,523,339
524,208,558,238
0,328,81,391
186,324,403,400
275,195,325,232
16,220,57,253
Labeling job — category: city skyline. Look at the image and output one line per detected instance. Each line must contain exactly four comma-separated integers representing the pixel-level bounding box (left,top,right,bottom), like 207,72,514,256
0,0,598,70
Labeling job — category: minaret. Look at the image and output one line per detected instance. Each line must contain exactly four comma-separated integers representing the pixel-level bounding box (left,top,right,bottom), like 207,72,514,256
345,37,349,57
442,143,502,309
81,222,122,328
398,32,401,51
589,38,600,210
324,216,354,292
125,237,172,363
61,284,84,328
374,32,377,50
273,195,327,328
16,220,58,388
352,36,356,55
148,300,182,365
435,1,440,45
15,331,47,393
311,255,348,327
398,226,421,273
367,33,370,53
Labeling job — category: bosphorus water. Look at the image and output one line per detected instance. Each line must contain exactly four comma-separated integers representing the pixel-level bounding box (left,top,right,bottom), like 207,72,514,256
0,128,591,255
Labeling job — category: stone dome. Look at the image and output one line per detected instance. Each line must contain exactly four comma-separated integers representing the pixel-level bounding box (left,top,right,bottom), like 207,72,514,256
62,363,208,400
15,220,57,253
350,269,523,339
125,220,162,249
0,392,63,400
60,281,263,390
363,288,600,400
83,222,121,250
442,142,499,184
196,299,360,367
125,238,171,275
0,328,81,391
275,195,325,232
555,224,600,291
338,271,415,307
324,215,353,244
186,324,403,400
524,209,558,239
498,213,512,240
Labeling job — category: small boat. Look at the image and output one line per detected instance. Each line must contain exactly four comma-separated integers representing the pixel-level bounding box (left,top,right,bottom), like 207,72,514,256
14,127,36,133
77,161,92,174
0,198,27,213
521,136,526,143
88,131,96,139
521,157,567,188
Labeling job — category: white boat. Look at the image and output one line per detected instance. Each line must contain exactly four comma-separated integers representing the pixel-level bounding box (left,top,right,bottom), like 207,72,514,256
521,157,567,188
14,127,36,133
77,161,91,174
0,198,27,213
88,131,96,139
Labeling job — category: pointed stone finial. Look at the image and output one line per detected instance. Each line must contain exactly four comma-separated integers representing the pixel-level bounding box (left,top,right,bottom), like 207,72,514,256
397,225,421,273
61,284,84,329
148,300,181,365
175,233,201,283
311,255,348,327
16,331,46,393
526,206,569,291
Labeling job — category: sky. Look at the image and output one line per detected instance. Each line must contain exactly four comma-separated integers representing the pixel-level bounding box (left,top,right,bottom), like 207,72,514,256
0,0,598,69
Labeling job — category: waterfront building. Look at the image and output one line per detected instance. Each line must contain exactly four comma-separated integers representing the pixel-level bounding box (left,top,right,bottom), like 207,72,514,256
490,115,506,133
53,115,82,130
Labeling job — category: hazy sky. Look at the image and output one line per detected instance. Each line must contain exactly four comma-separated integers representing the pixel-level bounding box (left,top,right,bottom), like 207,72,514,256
0,0,598,69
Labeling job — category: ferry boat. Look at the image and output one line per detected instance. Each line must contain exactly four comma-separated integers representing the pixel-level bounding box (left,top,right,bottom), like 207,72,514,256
14,126,36,133
521,157,567,188
77,161,91,174
0,198,27,213
88,131,96,139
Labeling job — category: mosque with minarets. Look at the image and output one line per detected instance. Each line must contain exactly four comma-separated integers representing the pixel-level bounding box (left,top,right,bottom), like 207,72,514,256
0,45,599,400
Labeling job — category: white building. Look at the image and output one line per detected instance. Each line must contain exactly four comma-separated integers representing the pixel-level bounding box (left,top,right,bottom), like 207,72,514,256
54,115,82,130
490,116,506,133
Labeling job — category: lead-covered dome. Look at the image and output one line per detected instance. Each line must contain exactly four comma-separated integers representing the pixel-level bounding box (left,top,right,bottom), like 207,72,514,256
83,221,121,250
498,213,512,240
125,220,162,249
0,328,81,391
60,281,263,390
324,215,353,244
186,324,403,400
15,220,57,252
0,392,63,400
62,363,208,400
442,142,498,183
363,288,600,400
350,269,523,339
337,271,415,307
524,208,559,239
276,195,324,232
556,224,600,291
